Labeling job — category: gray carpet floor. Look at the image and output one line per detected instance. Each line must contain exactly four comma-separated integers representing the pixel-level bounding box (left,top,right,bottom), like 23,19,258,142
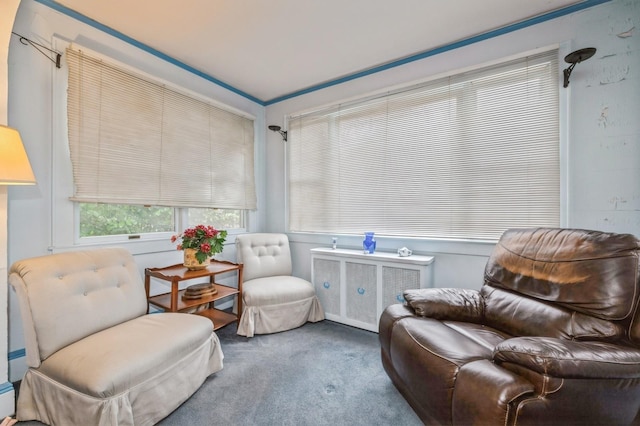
15,320,422,425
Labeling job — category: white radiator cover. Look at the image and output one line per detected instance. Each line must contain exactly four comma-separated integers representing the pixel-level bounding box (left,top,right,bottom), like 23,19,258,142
311,248,434,332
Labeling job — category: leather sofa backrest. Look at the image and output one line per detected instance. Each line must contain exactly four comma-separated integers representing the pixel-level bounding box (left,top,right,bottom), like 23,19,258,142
483,228,640,344
9,248,147,365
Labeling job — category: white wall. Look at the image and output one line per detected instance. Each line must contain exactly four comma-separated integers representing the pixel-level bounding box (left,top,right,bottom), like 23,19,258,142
265,0,639,288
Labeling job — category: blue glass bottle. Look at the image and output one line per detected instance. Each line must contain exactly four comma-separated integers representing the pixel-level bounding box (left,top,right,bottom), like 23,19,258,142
363,232,376,254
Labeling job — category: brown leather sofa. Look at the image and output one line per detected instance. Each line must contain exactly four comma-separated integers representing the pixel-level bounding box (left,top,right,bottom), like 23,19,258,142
379,228,640,425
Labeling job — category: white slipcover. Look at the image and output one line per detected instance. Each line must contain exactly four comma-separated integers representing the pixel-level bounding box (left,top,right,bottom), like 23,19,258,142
9,248,223,426
236,233,324,337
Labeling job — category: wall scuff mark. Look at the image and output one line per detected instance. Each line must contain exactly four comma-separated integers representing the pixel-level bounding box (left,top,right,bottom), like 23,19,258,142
617,26,635,38
598,106,609,128
609,196,628,210
600,66,630,85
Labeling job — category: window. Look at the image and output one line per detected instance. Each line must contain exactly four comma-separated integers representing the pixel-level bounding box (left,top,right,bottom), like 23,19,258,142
288,50,559,240
66,48,255,238
79,204,174,237
187,207,243,229
78,204,242,238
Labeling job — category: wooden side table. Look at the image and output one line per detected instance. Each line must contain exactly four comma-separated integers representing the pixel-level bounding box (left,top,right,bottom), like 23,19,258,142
144,260,243,331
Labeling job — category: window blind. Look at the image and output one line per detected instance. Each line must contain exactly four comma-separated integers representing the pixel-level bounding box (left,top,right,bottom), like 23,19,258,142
66,48,256,209
288,50,559,240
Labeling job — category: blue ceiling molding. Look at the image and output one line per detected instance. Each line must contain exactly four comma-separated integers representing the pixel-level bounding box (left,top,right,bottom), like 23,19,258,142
35,0,611,107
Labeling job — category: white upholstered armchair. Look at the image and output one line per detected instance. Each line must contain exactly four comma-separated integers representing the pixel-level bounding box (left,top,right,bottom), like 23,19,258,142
236,233,324,337
9,248,223,426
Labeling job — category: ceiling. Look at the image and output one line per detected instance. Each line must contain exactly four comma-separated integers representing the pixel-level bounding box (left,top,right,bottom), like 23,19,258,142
52,0,593,104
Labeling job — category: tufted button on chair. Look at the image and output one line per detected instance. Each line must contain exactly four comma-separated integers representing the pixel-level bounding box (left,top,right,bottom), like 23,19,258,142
236,233,324,337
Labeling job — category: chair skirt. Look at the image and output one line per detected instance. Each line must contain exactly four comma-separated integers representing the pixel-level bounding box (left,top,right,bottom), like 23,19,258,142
237,276,324,337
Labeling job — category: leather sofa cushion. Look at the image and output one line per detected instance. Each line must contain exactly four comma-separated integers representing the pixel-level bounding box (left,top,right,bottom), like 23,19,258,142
482,285,626,341
484,228,640,321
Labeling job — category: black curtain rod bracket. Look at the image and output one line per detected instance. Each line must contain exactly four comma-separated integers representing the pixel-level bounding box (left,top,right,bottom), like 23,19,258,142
562,47,596,88
11,32,62,69
268,125,288,142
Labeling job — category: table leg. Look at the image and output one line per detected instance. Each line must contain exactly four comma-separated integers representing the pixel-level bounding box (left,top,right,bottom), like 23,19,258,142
171,280,179,311
237,265,243,319
144,274,151,314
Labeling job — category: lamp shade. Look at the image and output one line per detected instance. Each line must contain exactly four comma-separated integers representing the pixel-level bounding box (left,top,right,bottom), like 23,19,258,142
0,125,36,185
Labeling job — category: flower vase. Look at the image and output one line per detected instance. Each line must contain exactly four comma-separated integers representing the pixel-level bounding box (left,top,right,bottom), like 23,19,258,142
183,248,210,270
363,232,376,254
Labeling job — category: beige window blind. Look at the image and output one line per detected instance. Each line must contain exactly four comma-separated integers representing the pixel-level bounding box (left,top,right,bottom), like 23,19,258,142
66,48,256,209
288,50,559,240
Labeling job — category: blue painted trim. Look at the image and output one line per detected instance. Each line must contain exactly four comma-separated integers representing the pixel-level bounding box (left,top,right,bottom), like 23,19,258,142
264,0,611,105
33,0,266,106
8,349,25,361
0,382,14,394
34,0,610,106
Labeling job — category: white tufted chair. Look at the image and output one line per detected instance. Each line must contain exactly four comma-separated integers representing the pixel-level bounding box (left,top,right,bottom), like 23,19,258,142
236,233,324,337
9,248,223,426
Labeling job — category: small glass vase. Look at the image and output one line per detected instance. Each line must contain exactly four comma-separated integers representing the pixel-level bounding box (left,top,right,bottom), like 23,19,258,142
183,248,210,270
363,232,376,254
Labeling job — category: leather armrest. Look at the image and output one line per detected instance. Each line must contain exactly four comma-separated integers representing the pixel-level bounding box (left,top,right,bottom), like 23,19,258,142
403,288,484,322
379,304,416,358
494,336,640,379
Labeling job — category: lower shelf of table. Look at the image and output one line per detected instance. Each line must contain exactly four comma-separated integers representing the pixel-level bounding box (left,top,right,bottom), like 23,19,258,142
195,308,238,331
147,284,239,312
